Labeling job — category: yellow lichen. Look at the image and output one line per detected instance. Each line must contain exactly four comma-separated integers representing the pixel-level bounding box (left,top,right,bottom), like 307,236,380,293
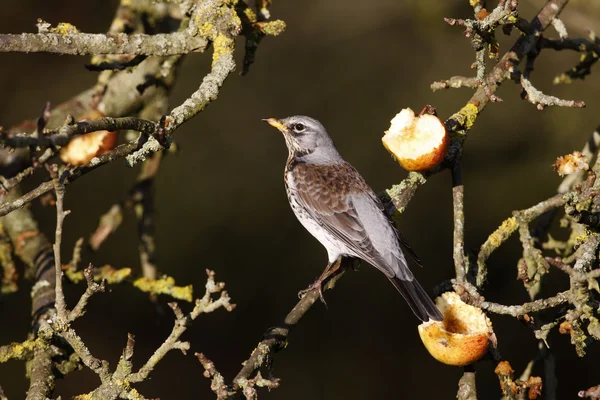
258,20,286,36
101,266,132,284
199,21,216,38
553,73,572,85
0,338,46,362
386,172,427,216
449,103,479,132
228,5,242,26
488,217,518,247
64,265,131,285
244,8,258,23
50,22,79,35
194,3,241,66
133,275,193,302
212,34,234,65
127,388,144,400
575,198,592,212
574,231,590,246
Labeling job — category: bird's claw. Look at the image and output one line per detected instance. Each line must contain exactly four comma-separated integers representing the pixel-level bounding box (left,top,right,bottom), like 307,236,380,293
298,280,328,309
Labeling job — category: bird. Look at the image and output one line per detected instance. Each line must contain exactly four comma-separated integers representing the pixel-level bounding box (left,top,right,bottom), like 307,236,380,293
264,115,443,322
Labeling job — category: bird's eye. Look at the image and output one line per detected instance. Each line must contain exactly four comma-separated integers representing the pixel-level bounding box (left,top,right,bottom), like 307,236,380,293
293,123,305,132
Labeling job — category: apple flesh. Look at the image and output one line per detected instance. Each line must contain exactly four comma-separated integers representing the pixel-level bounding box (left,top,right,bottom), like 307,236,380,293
60,110,117,166
382,107,448,171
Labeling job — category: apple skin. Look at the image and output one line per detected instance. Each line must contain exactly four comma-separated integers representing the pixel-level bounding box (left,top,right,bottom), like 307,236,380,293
383,132,448,172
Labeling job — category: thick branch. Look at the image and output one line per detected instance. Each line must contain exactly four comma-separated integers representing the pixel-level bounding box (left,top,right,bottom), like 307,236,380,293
457,366,478,400
0,31,207,56
452,164,467,283
0,188,58,400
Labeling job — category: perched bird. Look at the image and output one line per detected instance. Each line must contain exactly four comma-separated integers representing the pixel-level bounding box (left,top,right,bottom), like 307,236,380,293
264,115,442,322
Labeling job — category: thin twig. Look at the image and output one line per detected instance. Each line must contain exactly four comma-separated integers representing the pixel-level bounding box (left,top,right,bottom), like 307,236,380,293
68,265,106,322
89,205,123,251
49,165,68,321
520,75,585,109
1,117,158,148
431,76,479,91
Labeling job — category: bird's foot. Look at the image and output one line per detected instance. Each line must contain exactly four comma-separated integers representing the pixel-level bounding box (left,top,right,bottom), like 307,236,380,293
298,280,328,308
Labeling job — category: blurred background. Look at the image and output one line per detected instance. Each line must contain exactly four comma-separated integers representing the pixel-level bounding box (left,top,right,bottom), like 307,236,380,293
1,0,600,398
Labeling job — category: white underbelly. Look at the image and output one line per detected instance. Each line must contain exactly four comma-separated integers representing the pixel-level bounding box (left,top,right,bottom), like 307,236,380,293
285,171,346,263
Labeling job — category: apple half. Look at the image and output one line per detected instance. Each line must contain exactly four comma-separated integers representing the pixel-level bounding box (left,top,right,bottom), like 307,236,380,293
418,291,494,366
382,106,448,171
60,110,117,166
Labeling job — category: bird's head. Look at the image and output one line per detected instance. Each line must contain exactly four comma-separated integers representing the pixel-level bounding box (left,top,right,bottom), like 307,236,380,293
263,115,341,162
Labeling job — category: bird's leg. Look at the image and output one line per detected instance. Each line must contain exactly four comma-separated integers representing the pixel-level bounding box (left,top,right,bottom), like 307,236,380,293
298,257,342,306
298,263,332,306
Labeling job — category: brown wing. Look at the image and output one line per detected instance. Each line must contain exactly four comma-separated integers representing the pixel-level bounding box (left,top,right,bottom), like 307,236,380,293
292,162,394,277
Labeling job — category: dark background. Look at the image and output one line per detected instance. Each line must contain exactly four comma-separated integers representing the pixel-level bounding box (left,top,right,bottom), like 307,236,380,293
1,0,600,398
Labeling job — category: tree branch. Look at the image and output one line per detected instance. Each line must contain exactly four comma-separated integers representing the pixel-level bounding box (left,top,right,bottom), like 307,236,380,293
452,164,467,283
0,31,208,56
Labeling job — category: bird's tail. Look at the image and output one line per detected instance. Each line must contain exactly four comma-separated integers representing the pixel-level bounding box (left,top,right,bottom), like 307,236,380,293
389,276,443,322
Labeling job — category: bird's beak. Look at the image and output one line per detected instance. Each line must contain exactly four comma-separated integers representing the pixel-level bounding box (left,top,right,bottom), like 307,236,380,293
262,118,286,132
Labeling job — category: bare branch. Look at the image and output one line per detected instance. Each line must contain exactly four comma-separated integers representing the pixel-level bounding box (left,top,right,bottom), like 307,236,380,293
520,76,585,109
431,76,479,91
89,204,123,251
1,117,158,148
68,265,106,322
49,165,68,321
0,27,208,56
196,353,234,399
452,164,467,284
457,366,478,400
